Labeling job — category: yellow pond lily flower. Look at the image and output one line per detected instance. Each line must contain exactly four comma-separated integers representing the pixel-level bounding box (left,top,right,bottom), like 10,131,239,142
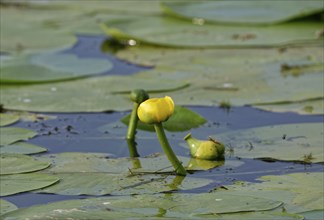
137,96,174,124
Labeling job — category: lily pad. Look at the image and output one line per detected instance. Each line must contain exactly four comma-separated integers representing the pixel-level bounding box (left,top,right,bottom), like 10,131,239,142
254,98,324,115
0,127,37,145
161,1,324,25
0,199,18,215
121,105,207,132
215,123,324,163
298,210,324,219
113,46,324,114
0,75,188,112
0,53,113,83
0,173,60,196
0,142,47,155
219,172,324,213
102,16,323,48
2,192,282,219
0,114,20,126
0,154,50,175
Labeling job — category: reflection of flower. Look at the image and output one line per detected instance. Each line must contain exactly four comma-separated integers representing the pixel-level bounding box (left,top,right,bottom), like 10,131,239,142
137,96,174,124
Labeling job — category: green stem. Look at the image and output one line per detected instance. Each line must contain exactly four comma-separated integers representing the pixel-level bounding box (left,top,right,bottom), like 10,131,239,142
154,123,187,176
126,103,140,157
127,103,139,140
127,138,140,158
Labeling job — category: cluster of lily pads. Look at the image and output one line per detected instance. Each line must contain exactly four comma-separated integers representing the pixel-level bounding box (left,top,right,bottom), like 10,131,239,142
0,0,323,219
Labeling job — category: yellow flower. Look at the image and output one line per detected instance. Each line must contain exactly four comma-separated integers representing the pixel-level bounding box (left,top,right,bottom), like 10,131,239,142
137,96,174,124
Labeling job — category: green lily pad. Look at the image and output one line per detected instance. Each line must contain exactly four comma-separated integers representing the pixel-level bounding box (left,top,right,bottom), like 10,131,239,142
0,75,188,112
0,142,47,155
298,210,324,219
0,154,50,175
0,53,113,83
254,98,324,115
113,46,324,113
102,16,323,48
2,192,282,219
121,105,207,132
161,1,324,25
0,127,37,145
215,123,323,163
0,199,18,215
0,173,60,196
219,172,323,213
0,114,20,127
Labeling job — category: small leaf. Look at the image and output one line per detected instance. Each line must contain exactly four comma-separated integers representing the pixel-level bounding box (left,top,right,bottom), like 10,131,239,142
0,127,37,146
0,154,51,175
0,114,20,127
0,199,18,215
0,173,60,196
0,142,47,155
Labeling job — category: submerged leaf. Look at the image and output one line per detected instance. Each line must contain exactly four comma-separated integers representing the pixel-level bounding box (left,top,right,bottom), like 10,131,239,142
121,105,207,132
162,1,324,25
0,154,50,175
0,173,59,196
0,127,37,145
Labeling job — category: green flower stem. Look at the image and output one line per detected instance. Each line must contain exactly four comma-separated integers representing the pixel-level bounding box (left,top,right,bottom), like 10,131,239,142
127,138,140,158
126,103,140,157
154,123,187,176
127,103,139,140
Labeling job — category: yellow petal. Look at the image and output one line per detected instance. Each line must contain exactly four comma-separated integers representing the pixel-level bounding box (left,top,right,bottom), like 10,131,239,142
137,96,174,124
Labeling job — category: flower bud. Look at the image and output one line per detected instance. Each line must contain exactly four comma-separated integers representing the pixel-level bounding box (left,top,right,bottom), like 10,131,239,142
137,96,174,124
184,133,225,160
130,89,149,104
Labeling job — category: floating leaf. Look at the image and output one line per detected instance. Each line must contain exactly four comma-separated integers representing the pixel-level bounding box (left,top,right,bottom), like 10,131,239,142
36,173,212,196
102,16,323,48
219,172,324,213
0,114,19,127
0,127,37,145
0,154,50,175
298,210,324,220
254,98,324,115
0,53,113,83
161,1,324,25
2,192,282,219
0,75,188,112
0,199,17,215
0,142,47,155
215,123,323,163
0,173,60,196
121,105,207,132
113,46,324,114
